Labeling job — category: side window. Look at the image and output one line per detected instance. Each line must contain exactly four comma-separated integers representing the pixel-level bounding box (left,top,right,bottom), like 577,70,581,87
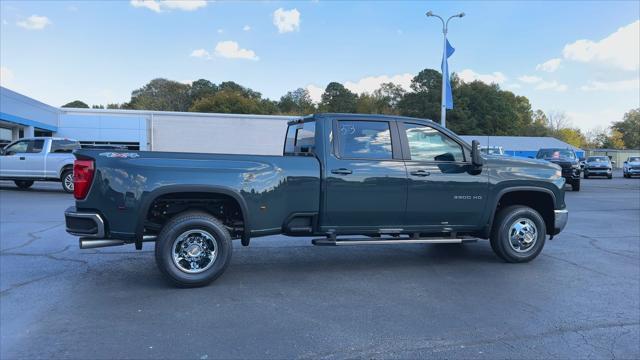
337,121,393,160
284,121,315,154
51,140,80,153
404,123,464,162
27,140,44,153
4,140,29,154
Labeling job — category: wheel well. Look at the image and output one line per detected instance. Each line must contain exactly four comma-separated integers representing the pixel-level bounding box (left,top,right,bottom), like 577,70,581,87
144,192,245,239
60,165,73,178
495,191,554,234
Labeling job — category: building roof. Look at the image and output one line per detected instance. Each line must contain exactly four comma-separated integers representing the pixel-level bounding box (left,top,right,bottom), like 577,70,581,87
460,135,583,152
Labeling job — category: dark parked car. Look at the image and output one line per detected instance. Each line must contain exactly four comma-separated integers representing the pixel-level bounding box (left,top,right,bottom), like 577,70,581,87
65,114,569,287
535,148,581,191
583,156,613,179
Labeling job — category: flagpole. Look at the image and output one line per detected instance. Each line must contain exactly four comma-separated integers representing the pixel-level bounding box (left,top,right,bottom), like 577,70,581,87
441,29,448,128
426,11,465,129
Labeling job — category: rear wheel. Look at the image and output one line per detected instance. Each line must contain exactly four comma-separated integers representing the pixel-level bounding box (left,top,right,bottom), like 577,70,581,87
61,169,74,193
490,205,546,263
155,211,232,287
14,180,34,190
583,173,589,179
572,180,580,191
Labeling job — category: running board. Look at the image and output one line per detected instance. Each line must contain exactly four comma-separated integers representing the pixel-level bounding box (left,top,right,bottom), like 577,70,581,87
312,237,478,246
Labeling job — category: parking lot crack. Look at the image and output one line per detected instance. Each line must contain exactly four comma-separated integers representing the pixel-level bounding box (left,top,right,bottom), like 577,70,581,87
0,222,64,253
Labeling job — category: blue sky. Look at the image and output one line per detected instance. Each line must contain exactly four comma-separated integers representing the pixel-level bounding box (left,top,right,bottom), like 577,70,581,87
1,0,638,131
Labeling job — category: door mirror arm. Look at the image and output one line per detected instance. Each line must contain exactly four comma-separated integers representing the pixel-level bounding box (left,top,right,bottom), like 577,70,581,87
471,140,484,167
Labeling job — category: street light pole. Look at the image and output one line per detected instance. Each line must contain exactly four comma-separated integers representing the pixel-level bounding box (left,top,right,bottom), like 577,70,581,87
426,11,465,128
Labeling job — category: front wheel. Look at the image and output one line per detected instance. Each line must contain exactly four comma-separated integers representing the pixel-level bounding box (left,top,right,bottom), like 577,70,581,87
14,180,34,190
61,170,74,193
607,174,612,179
490,205,547,263
155,211,232,287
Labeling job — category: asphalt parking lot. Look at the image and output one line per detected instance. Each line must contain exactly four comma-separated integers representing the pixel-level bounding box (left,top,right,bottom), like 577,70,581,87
1,173,639,359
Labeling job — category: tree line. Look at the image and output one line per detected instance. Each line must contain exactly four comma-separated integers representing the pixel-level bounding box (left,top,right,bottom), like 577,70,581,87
62,69,639,149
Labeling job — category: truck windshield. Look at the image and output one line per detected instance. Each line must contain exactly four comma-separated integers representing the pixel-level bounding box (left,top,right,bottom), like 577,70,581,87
284,121,315,155
587,157,608,162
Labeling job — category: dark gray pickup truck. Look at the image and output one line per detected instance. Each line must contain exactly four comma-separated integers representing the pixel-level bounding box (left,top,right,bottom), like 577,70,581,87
65,114,568,287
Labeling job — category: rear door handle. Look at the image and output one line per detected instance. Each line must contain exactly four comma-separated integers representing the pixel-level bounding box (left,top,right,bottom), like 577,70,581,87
331,168,352,175
410,170,431,177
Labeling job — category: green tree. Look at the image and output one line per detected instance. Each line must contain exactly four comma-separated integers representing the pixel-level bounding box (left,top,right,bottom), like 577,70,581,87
372,82,406,114
218,81,261,100
278,88,316,115
320,82,357,113
189,79,218,105
611,108,640,149
525,110,550,136
555,128,587,148
62,100,89,108
397,69,442,121
128,78,191,111
189,90,263,114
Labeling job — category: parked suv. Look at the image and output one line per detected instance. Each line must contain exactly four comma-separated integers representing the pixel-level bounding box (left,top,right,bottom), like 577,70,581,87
0,137,80,192
535,148,581,191
583,156,613,179
623,156,640,178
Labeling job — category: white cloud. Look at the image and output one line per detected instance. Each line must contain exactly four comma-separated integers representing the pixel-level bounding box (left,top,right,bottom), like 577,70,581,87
567,109,624,131
535,80,568,92
190,48,211,59
536,58,561,72
214,41,258,60
217,28,224,34
580,78,640,92
305,84,324,103
273,8,300,33
344,73,413,94
130,0,161,12
504,83,522,90
1,66,15,87
458,69,507,84
130,0,207,13
562,20,639,71
17,15,52,30
518,75,542,84
243,25,251,31
161,0,207,11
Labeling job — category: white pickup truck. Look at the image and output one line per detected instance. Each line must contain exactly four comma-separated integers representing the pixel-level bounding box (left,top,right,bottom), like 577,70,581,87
0,137,80,192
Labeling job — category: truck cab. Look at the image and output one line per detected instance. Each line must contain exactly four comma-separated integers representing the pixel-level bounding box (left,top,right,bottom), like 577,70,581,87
0,137,80,192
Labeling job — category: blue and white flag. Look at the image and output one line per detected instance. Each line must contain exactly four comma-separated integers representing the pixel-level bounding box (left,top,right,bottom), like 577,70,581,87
441,38,455,109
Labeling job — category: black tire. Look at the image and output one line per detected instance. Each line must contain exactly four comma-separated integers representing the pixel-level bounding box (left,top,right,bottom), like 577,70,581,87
155,211,232,287
490,205,546,263
607,174,612,179
61,169,74,193
572,180,580,191
14,180,34,190
583,173,589,179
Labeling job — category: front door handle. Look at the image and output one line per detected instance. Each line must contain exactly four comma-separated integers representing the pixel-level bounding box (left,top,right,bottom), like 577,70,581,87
19,157,25,160
410,170,431,177
331,168,352,175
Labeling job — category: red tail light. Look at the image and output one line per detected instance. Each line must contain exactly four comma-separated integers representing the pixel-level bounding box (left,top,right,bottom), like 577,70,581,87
73,159,95,200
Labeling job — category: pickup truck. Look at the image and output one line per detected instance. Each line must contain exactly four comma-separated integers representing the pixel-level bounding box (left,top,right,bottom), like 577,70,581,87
0,137,80,192
65,114,569,287
535,148,581,191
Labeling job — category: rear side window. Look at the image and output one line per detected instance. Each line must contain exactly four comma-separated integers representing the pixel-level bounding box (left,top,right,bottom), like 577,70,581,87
337,121,393,160
51,140,80,153
284,121,315,155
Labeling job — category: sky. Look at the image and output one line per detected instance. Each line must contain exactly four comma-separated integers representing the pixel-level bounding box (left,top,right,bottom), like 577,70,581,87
0,0,638,132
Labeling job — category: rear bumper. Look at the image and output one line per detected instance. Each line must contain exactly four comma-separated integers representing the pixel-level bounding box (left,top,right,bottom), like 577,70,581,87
65,206,105,238
553,209,569,235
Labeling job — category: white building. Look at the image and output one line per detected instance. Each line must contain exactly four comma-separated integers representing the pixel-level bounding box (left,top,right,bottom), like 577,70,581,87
1,86,295,154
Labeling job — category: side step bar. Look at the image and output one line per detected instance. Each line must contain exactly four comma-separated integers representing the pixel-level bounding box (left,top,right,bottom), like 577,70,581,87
312,237,478,246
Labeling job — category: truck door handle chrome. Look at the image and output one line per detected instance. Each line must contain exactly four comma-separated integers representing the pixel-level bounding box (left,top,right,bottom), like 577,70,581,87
410,170,431,177
331,168,352,175
19,157,25,160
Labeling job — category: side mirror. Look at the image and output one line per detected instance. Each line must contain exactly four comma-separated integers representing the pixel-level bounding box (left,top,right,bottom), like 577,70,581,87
611,161,616,165
0,149,4,156
624,161,628,164
471,140,484,167
528,156,534,159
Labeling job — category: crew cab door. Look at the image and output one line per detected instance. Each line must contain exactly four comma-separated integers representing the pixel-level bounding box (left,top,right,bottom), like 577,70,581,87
0,139,45,178
323,119,407,229
400,122,488,228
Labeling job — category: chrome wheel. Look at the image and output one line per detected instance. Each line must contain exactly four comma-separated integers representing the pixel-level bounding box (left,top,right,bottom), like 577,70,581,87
171,229,218,274
508,218,538,253
64,173,74,191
